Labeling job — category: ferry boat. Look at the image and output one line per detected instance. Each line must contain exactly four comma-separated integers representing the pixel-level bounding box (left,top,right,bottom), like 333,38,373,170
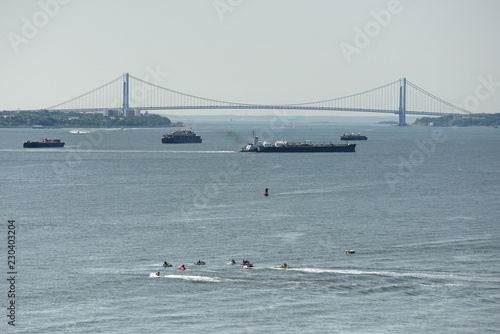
240,133,355,153
23,139,65,148
340,133,367,141
161,129,202,144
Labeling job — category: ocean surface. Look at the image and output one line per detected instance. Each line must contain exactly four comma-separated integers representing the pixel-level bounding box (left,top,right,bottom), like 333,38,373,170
1,120,499,333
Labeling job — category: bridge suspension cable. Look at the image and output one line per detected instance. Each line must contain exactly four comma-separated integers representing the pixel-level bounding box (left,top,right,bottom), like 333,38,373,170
128,75,257,110
46,75,123,110
287,80,401,113
405,80,468,115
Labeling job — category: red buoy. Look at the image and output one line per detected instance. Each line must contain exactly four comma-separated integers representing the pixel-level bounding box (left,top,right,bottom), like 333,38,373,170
264,188,269,196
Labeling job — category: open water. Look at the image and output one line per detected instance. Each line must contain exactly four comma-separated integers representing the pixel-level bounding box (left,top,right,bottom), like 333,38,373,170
1,120,499,333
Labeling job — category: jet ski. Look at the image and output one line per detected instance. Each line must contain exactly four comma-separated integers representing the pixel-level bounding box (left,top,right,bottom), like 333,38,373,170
196,260,206,265
345,250,355,254
279,264,291,269
178,265,186,271
226,259,236,265
162,262,172,267
243,264,254,268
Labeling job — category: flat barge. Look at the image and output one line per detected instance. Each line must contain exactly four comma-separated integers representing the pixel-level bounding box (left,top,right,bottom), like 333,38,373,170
23,139,65,148
240,133,355,153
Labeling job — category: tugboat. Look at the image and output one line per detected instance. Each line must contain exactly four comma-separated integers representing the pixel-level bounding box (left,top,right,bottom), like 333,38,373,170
240,133,355,153
23,139,65,148
161,129,202,144
340,133,367,141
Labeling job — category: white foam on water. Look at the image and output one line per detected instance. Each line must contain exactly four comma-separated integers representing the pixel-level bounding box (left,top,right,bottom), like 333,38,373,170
162,274,224,283
287,267,486,282
149,273,162,277
161,151,236,154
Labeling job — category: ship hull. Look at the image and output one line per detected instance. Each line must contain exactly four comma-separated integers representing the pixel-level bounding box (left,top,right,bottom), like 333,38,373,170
255,144,355,153
340,136,367,141
161,137,202,144
23,142,65,148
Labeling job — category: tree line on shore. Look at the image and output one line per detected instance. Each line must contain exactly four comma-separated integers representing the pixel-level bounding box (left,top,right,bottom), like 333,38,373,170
0,110,181,127
413,113,500,127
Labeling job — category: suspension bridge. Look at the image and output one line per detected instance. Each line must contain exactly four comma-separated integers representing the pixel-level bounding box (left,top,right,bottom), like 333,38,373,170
14,73,470,126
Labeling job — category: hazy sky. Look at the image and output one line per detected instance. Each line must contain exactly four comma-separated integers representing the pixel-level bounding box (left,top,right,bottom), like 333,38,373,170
1,0,499,116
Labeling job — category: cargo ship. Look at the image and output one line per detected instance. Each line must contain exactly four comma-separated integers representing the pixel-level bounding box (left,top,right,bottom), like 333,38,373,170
340,133,367,141
161,129,202,144
240,133,355,153
23,139,65,148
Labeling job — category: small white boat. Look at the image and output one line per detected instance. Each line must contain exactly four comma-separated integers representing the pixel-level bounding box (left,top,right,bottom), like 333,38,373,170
69,129,91,134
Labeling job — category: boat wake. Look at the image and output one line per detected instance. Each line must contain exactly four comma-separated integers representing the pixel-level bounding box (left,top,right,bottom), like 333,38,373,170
288,267,491,282
69,129,93,134
272,183,387,197
161,274,224,283
271,189,334,196
161,151,236,154
149,267,498,285
58,149,236,154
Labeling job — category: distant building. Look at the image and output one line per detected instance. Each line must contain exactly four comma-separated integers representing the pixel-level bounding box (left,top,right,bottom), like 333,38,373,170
103,109,119,117
124,109,135,117
122,109,141,117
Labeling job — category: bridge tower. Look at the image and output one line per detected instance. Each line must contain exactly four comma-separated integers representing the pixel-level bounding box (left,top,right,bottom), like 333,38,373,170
122,73,129,114
398,78,407,126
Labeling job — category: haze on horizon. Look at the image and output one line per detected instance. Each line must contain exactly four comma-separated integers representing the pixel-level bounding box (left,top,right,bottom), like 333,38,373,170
1,0,499,116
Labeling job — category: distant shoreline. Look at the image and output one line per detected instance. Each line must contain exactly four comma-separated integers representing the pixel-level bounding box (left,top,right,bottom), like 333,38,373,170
0,110,182,128
413,113,500,127
0,124,183,129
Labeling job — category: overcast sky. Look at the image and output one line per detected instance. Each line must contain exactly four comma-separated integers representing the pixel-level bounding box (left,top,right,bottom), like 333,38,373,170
1,0,499,116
